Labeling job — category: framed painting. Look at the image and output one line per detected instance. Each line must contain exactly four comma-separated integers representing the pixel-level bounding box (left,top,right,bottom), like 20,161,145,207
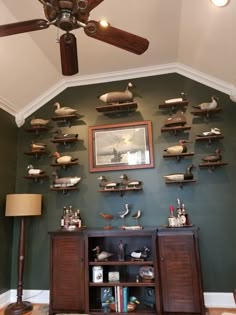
88,120,154,172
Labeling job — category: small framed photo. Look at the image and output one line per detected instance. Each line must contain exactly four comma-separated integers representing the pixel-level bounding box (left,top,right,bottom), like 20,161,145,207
108,271,120,282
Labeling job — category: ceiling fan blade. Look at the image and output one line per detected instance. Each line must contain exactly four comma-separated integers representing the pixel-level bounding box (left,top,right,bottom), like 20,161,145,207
0,19,49,37
87,0,104,12
84,20,149,55
60,33,79,76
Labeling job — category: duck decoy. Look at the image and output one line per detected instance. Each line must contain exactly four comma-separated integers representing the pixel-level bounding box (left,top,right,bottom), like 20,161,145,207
98,82,137,105
197,127,221,137
192,96,219,110
53,102,78,116
127,296,140,312
53,129,78,140
164,164,195,181
130,246,150,260
164,139,191,155
132,210,142,226
119,174,142,189
92,245,114,261
30,142,47,151
117,203,129,227
52,151,78,164
201,149,222,163
164,111,186,127
27,164,44,175
98,175,120,190
99,212,114,230
30,118,50,126
165,92,187,104
51,172,81,187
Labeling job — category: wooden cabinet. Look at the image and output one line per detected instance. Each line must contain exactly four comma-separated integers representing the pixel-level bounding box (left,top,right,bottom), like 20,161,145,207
49,227,205,315
157,226,205,314
49,231,85,315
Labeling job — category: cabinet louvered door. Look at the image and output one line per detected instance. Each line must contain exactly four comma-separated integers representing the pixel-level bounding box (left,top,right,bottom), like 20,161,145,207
49,232,85,315
158,230,204,314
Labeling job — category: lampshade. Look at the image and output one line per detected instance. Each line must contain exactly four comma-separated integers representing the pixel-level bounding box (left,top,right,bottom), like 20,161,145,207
5,194,42,217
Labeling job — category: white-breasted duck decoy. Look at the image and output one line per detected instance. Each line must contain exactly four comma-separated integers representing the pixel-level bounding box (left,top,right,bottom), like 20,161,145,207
128,297,140,312
53,129,78,139
132,210,141,226
197,128,221,137
164,111,186,127
130,246,150,260
27,165,44,175
192,96,219,110
165,92,187,104
119,174,142,188
30,118,50,126
98,175,120,189
164,164,195,181
53,102,78,116
92,245,114,261
30,142,47,151
53,151,78,164
98,82,136,105
202,149,222,163
117,203,129,227
164,139,191,155
51,172,81,187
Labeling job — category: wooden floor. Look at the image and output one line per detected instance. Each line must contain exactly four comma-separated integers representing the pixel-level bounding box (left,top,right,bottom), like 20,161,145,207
0,305,236,315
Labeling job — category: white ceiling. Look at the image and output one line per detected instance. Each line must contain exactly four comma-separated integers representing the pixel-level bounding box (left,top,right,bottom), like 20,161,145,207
0,0,235,126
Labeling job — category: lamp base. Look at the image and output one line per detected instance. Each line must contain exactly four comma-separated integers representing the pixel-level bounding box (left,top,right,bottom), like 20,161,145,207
4,301,33,315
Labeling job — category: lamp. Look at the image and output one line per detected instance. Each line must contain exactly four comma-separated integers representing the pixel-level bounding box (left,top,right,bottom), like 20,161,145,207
5,194,42,315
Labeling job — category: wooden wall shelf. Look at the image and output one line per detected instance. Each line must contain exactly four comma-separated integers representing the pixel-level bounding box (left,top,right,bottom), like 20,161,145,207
191,108,222,119
165,179,196,188
51,137,79,145
199,161,228,170
24,174,49,182
96,102,137,114
161,125,191,135
163,152,194,161
24,150,48,158
49,186,79,194
158,100,188,111
50,161,78,168
98,187,142,197
51,114,79,127
195,135,224,144
25,126,49,134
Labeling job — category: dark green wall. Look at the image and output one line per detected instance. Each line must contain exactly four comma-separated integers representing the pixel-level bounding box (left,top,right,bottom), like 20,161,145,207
0,109,18,294
11,74,236,292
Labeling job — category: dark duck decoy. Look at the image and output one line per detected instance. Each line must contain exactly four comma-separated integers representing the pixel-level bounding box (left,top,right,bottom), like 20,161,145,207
164,111,186,127
130,246,150,260
164,164,195,181
53,129,78,140
192,96,219,110
92,245,114,261
27,164,44,175
202,149,222,163
98,82,136,105
119,174,142,188
127,297,140,312
164,139,191,155
98,175,120,189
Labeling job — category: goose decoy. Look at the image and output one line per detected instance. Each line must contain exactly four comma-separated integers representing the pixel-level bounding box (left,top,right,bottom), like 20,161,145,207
201,149,222,163
30,118,50,126
53,102,78,116
119,174,142,188
51,172,81,187
164,111,186,127
165,92,187,104
192,96,219,110
164,164,195,181
99,212,114,230
164,139,191,155
117,203,129,227
98,82,136,105
127,296,140,312
30,142,47,151
132,210,142,226
98,175,120,190
27,164,44,175
130,246,150,260
52,151,78,164
92,245,114,261
53,129,78,140
197,127,221,137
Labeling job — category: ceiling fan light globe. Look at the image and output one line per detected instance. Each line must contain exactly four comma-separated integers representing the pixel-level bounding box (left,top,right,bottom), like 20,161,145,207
211,0,229,7
99,19,109,28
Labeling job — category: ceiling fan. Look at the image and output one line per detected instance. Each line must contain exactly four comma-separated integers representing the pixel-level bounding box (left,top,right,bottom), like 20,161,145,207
0,0,149,76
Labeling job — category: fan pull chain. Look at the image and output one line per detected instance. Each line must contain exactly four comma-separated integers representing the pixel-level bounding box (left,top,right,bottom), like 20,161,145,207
56,27,60,43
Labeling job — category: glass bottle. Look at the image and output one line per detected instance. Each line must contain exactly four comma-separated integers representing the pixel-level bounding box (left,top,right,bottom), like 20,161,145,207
181,203,190,225
168,205,176,227
118,240,125,261
76,209,82,228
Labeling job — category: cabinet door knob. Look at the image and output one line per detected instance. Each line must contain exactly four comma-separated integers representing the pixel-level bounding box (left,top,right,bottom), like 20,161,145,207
160,257,164,262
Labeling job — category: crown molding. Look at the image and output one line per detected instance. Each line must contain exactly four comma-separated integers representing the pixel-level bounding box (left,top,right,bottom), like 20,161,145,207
13,62,233,127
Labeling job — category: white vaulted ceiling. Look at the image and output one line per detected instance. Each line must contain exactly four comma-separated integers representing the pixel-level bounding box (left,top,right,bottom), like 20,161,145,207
0,0,235,126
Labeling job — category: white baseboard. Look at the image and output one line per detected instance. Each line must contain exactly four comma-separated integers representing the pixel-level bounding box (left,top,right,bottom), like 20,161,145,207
0,290,235,310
